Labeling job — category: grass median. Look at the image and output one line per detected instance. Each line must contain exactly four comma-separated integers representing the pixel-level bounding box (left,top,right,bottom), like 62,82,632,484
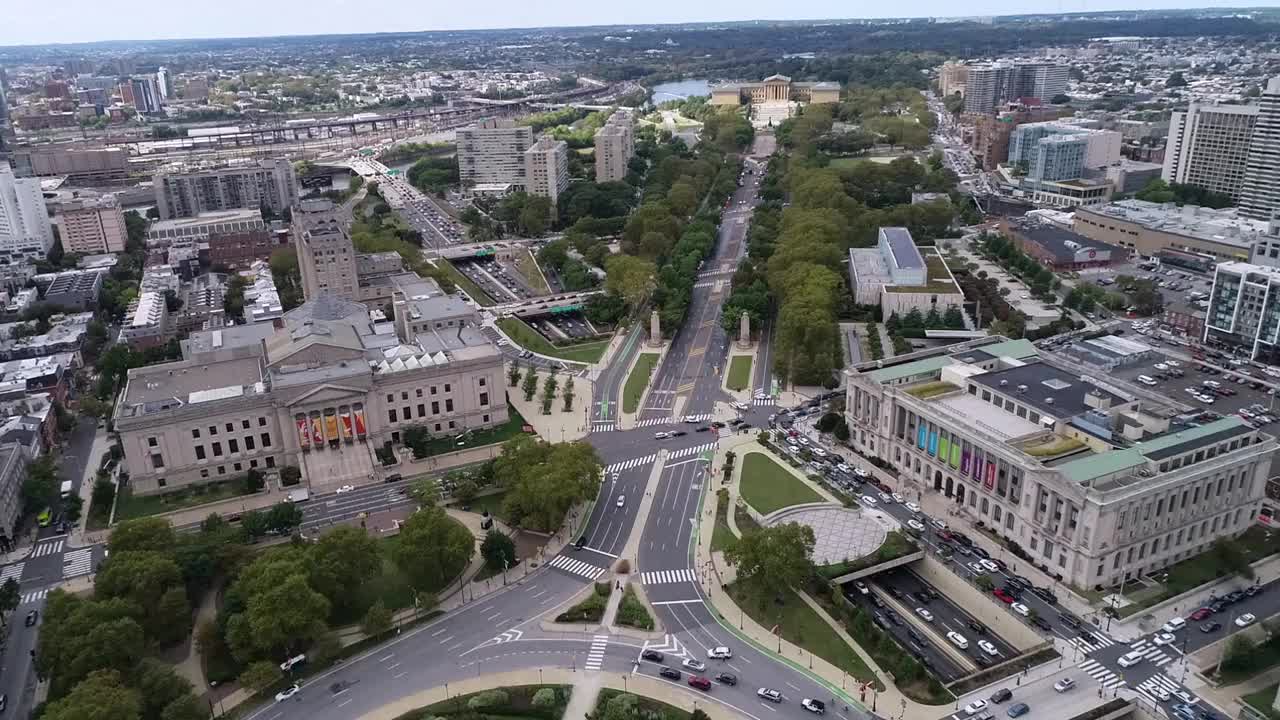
622,352,660,414
497,317,609,364
514,249,550,293
727,355,752,391
739,451,824,515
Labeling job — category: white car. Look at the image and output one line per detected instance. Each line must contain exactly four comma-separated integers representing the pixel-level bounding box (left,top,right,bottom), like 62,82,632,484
861,495,878,507
977,640,999,656
964,700,988,715
616,495,626,508
905,502,921,513
1054,678,1075,693
682,415,700,424
1236,613,1257,627
979,559,1000,573
878,492,892,503
916,607,934,622
854,581,870,595
801,699,825,715
757,688,783,703
907,519,925,532
1173,690,1198,705
708,646,732,659
654,431,671,439
335,485,355,494
892,493,905,503
682,658,706,672
967,561,986,574
1152,632,1176,646
732,401,748,411
853,468,871,479
1151,688,1172,702
275,684,301,702
1011,603,1030,617
947,631,969,649
932,519,948,530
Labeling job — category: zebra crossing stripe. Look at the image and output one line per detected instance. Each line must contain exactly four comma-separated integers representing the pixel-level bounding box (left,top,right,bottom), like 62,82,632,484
0,562,23,584
585,635,609,671
592,423,616,432
21,589,47,604
1078,659,1125,689
63,548,94,579
752,396,774,406
668,443,715,461
641,569,695,585
32,540,63,558
605,454,657,474
548,555,605,581
636,418,672,428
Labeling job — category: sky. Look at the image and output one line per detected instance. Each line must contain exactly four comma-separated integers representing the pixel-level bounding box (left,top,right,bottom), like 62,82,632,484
0,0,1272,46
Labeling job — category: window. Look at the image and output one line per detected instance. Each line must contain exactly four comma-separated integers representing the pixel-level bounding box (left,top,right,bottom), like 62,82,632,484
265,456,275,468
259,417,267,426
403,406,411,421
387,394,394,402
416,388,424,397
446,399,454,413
229,439,239,454
444,384,452,393
434,423,442,432
158,477,167,487
233,462,242,472
432,401,440,415
200,469,209,478
245,436,255,451
418,404,426,417
242,419,251,430
225,422,234,432
480,392,489,407
217,465,226,475
448,421,456,429
401,391,409,401
389,409,398,423
431,385,438,395
196,446,206,460
192,428,201,439
261,433,271,448
148,437,158,447
483,414,491,424
151,453,165,469
209,425,217,436
250,459,258,469
479,378,486,387
212,442,223,457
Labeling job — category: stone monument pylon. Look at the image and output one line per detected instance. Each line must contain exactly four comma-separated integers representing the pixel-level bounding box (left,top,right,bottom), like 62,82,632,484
737,311,751,349
647,310,662,347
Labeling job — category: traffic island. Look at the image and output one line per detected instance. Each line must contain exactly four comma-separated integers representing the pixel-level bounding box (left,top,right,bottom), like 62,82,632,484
618,347,667,429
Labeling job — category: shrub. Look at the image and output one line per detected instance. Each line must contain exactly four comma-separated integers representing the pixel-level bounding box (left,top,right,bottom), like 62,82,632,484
467,689,510,710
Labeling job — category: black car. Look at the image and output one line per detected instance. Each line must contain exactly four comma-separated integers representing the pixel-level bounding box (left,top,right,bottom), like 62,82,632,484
888,586,904,599
967,620,988,635
659,667,681,680
1210,600,1226,613
711,421,726,428
870,594,885,609
1030,616,1052,632
696,427,711,433
642,650,665,662
886,611,902,626
990,688,1013,704
1033,587,1058,604
1200,621,1223,633
671,430,688,437
1226,590,1245,604
1058,613,1082,629
1001,584,1023,600
1246,585,1261,597
913,591,932,605
971,546,991,560
24,609,38,627
1009,574,1034,589
952,533,974,547
716,672,737,686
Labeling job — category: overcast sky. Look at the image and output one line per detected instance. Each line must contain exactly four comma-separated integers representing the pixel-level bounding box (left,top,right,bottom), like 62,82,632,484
0,0,1269,47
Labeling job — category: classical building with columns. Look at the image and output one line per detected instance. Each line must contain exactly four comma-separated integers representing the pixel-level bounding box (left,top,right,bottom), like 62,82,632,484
709,74,840,107
844,336,1275,590
113,276,508,496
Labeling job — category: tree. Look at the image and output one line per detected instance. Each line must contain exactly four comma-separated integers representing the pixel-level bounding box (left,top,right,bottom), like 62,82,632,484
0,577,18,622
235,573,330,656
159,694,208,720
495,437,602,532
409,478,439,507
307,526,381,620
64,494,84,523
238,660,283,693
265,502,304,535
42,670,141,720
1220,634,1257,675
137,659,196,720
109,517,176,554
508,362,522,388
601,692,640,720
21,454,58,516
604,255,657,309
724,522,815,591
391,505,474,592
531,687,560,712
522,369,539,402
1166,72,1188,88
563,376,576,412
362,600,393,636
1211,538,1255,580
974,574,995,591
480,530,517,572
280,465,302,486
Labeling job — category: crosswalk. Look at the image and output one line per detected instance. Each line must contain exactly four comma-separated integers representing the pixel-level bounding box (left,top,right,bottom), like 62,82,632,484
31,539,63,558
1136,673,1183,706
0,562,23,585
640,569,696,585
21,589,47,605
605,454,658,474
668,443,716,462
547,554,606,581
635,418,672,428
585,634,609,671
592,422,616,433
1079,658,1126,689
63,548,93,579
752,396,775,406
1128,638,1176,667
682,414,712,423
1069,631,1118,655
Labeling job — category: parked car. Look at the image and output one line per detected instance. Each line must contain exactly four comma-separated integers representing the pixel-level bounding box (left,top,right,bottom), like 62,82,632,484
1054,678,1076,693
660,667,681,680
963,700,989,716
682,658,706,672
715,673,737,686
275,684,301,703
989,688,1013,704
801,699,826,715
1006,702,1030,718
688,676,712,691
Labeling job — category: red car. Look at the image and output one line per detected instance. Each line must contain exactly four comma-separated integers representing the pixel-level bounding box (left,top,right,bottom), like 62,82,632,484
1190,608,1212,621
688,676,712,691
993,588,1015,604
938,530,955,542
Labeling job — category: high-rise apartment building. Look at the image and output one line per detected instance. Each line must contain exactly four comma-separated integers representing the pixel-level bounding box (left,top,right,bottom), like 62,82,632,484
1240,76,1280,222
154,158,298,220
962,62,1070,113
455,118,534,188
294,199,356,303
156,67,170,99
1008,121,1121,181
54,195,127,254
524,136,570,207
939,62,969,99
1161,103,1258,201
594,109,635,183
1204,261,1280,361
0,165,55,262
124,76,163,114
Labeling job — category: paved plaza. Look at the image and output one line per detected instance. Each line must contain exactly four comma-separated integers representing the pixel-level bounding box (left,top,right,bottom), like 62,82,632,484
765,505,888,565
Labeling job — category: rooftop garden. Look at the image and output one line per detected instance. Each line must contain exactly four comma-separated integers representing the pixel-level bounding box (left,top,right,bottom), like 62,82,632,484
904,380,960,399
1021,435,1087,458
886,252,962,294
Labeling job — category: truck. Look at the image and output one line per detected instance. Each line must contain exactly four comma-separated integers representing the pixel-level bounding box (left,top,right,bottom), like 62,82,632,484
286,489,310,503
59,480,72,499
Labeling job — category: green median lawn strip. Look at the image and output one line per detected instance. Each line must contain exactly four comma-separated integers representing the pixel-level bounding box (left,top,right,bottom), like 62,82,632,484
438,259,497,306
622,352,660,414
113,479,258,521
514,249,550,294
711,489,737,552
739,451,824,515
555,581,610,623
616,585,654,630
727,581,876,685
395,684,571,720
726,355,752,391
497,317,609,364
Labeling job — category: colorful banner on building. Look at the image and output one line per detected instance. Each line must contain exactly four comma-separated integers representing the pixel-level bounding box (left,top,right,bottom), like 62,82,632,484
950,444,961,468
324,414,339,441
961,449,971,474
917,426,927,450
938,437,950,461
928,431,938,456
297,418,310,448
311,416,324,444
341,412,353,438
985,462,996,490
354,409,367,436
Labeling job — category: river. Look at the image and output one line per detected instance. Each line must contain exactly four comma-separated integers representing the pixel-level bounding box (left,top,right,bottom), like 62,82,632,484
651,79,711,103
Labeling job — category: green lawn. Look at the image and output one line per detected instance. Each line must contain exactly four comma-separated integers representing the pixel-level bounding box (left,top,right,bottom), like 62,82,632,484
739,451,824,515
497,317,610,364
622,353,660,414
711,489,738,552
437,259,497,306
1244,683,1280,720
818,531,918,578
397,685,571,720
416,406,529,456
727,581,876,684
514,250,550,294
595,690,689,720
113,479,258,522
727,355,752,391
453,489,509,520
1118,526,1280,617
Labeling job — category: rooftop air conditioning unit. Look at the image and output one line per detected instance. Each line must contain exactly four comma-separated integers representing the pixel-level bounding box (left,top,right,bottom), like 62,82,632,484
1045,398,1054,404
1000,379,1009,386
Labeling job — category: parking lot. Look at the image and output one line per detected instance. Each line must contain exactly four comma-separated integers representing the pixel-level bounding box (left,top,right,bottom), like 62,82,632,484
1109,346,1280,428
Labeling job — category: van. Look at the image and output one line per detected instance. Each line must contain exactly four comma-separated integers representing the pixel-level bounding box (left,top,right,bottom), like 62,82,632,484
1203,380,1221,389
1162,617,1187,633
947,631,969,649
59,480,72,499
1138,375,1158,386
1117,651,1145,668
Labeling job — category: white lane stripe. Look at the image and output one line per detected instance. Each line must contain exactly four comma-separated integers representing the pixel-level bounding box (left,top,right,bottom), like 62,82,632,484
0,562,23,584
548,554,605,580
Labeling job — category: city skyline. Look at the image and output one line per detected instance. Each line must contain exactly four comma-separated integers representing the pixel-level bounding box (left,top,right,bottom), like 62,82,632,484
0,0,1268,47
